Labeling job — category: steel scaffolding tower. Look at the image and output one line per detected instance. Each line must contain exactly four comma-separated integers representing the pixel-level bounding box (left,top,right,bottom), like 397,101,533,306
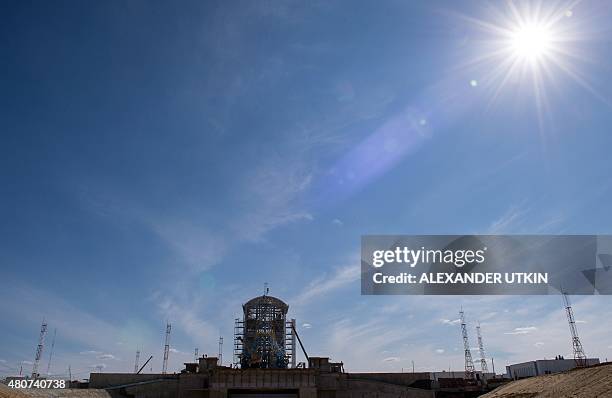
476,322,488,373
218,337,224,366
234,317,244,367
459,309,475,379
563,293,587,367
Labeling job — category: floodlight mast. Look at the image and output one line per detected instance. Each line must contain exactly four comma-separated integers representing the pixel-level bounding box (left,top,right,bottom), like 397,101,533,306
562,293,587,367
460,309,475,380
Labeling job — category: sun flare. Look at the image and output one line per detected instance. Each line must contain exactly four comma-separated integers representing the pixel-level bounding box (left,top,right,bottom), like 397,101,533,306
510,23,553,62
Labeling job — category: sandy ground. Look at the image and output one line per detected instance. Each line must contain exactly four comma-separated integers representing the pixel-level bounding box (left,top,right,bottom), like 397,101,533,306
0,384,110,398
482,363,612,398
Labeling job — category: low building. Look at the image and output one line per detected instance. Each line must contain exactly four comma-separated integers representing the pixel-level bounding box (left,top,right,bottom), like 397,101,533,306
505,358,600,379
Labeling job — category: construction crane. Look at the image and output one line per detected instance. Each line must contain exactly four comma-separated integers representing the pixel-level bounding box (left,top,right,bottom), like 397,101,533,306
32,319,48,378
162,322,171,374
459,309,475,379
562,293,587,367
476,322,488,373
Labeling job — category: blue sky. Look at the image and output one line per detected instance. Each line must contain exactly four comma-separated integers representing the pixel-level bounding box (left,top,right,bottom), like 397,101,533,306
2,0,612,378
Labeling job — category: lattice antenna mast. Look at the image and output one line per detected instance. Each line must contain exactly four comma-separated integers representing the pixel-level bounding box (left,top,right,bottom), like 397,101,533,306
46,328,57,376
32,319,48,378
459,309,475,379
476,322,488,373
218,337,223,365
194,348,199,362
162,322,171,374
563,293,587,367
134,349,141,373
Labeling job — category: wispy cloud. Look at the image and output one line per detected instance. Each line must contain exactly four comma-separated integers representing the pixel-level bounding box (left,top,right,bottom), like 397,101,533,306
292,264,360,306
504,326,538,335
488,204,528,233
441,318,461,326
151,220,228,271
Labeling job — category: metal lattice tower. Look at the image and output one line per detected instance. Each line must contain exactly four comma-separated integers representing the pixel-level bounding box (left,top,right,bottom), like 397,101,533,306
32,319,48,378
476,322,488,373
134,349,140,373
459,309,475,379
218,337,224,366
162,322,171,374
46,328,57,376
563,293,587,367
194,348,199,362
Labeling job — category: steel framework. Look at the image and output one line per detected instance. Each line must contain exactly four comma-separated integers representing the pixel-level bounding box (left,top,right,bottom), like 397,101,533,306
459,309,475,379
234,293,294,369
162,322,171,374
563,293,587,367
476,323,488,373
32,319,48,378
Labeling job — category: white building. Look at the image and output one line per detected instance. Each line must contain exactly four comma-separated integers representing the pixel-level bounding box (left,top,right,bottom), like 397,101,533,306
506,358,600,379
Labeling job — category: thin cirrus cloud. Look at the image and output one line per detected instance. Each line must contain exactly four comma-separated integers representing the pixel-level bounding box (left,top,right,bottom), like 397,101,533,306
504,326,538,335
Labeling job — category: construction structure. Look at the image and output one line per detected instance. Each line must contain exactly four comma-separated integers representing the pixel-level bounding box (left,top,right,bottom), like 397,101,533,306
459,309,475,380
476,323,488,373
31,319,48,379
234,292,295,369
81,293,507,398
134,349,141,374
562,293,587,367
218,337,223,366
45,328,57,376
162,322,172,374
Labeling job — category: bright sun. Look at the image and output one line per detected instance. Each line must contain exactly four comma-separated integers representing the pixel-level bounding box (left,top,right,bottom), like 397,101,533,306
510,24,553,62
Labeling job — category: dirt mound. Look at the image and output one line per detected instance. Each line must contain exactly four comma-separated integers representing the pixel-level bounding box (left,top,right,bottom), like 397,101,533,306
482,363,612,398
0,384,28,398
0,385,110,398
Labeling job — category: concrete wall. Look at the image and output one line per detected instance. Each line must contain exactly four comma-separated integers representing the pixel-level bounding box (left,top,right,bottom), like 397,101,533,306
89,373,178,389
346,372,430,387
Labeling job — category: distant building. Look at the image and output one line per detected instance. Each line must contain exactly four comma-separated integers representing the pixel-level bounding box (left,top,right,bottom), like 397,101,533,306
506,358,600,379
